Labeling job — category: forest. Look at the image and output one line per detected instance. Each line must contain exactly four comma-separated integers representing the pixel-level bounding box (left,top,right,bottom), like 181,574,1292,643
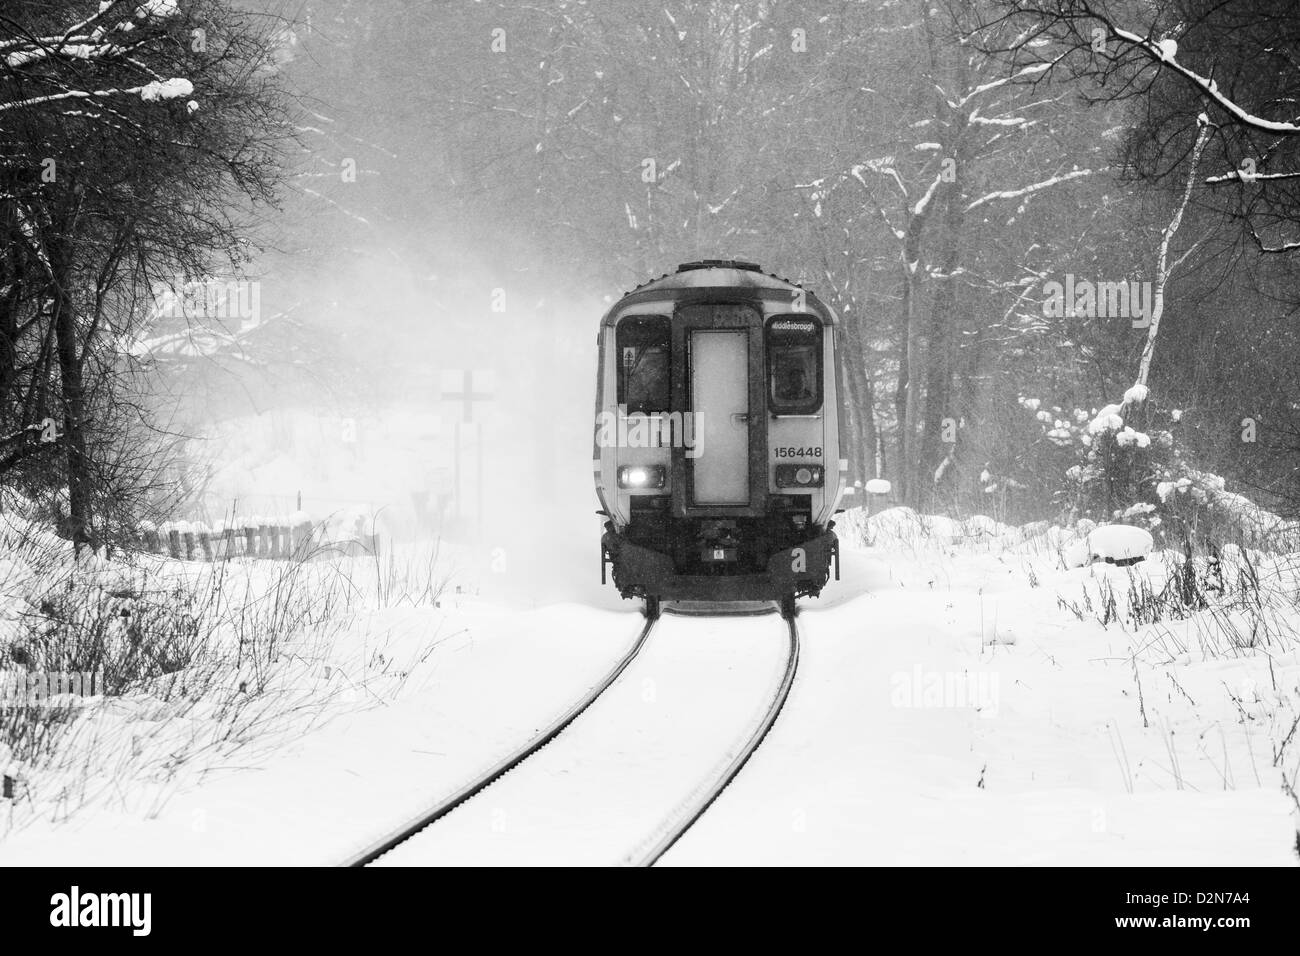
2,0,1298,544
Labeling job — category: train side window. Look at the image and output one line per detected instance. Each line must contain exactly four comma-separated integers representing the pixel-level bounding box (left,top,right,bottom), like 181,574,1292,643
766,316,823,414
616,315,671,413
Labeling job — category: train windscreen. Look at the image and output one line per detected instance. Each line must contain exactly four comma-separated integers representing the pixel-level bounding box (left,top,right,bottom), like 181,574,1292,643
766,316,823,414
616,315,671,413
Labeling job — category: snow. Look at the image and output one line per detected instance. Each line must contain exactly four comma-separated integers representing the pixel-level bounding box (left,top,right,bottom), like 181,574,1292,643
1114,426,1150,448
950,60,1055,110
1088,403,1124,434
1111,23,1300,134
911,173,943,216
1122,383,1149,404
1159,470,1300,546
1087,524,1153,562
1156,477,1191,502
139,78,193,102
1,500,1295,865
375,614,788,865
0,599,646,865
663,609,1291,864
136,0,180,20
966,168,1092,212
662,519,1295,864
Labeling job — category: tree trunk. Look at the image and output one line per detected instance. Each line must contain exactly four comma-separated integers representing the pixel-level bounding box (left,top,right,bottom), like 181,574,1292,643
920,173,966,506
50,246,91,552
1133,124,1211,396
0,204,22,403
839,311,877,487
897,214,925,507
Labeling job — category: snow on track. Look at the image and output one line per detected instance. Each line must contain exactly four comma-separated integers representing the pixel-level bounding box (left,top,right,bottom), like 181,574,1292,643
0,602,645,866
345,614,655,865
659,593,1296,866
373,611,790,866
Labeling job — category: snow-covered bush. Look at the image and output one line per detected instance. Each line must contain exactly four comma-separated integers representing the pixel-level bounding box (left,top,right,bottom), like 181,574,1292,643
1155,468,1299,551
981,390,1295,551
7,581,207,697
977,393,1171,527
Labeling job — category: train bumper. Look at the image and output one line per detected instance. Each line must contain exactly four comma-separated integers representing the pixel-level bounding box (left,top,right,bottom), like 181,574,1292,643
602,529,837,602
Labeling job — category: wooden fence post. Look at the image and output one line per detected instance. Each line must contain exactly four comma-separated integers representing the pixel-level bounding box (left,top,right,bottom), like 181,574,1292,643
197,522,213,561
140,520,161,554
291,520,313,559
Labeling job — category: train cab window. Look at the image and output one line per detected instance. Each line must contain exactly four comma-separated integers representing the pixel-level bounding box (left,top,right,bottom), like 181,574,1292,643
766,315,823,414
616,315,671,413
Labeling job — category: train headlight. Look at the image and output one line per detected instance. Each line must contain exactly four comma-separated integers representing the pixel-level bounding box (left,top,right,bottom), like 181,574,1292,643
775,464,823,488
618,465,667,489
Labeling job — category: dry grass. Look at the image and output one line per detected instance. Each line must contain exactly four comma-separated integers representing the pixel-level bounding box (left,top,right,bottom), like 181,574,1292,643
0,514,455,831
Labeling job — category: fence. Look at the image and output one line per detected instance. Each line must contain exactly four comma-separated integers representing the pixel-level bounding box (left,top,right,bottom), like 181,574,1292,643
137,514,380,562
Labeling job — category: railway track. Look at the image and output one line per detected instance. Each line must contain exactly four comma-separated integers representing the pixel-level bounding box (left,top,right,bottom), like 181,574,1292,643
344,606,799,867
341,615,656,867
625,610,798,866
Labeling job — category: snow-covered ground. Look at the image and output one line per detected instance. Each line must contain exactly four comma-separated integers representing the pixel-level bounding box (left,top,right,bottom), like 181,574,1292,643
666,549,1298,865
0,597,641,865
1,506,1296,865
376,612,790,867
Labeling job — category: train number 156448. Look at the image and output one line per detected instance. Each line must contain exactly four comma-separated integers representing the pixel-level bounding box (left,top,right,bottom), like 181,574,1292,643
773,447,822,458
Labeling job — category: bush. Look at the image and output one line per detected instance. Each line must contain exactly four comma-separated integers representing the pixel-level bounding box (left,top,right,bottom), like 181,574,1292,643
7,582,208,696
985,393,1298,552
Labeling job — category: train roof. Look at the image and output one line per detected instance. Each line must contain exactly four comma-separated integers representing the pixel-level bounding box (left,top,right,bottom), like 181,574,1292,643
603,261,836,325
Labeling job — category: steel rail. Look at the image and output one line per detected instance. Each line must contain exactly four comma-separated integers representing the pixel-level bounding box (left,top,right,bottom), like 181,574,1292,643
343,615,657,866
628,612,799,866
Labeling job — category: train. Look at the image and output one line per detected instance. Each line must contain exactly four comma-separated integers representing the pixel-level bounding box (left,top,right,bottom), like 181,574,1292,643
593,260,854,619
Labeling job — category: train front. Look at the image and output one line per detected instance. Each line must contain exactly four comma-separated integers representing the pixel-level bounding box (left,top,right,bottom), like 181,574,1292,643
594,261,849,617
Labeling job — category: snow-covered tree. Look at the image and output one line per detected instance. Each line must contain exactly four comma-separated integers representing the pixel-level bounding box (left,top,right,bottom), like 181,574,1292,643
0,0,291,546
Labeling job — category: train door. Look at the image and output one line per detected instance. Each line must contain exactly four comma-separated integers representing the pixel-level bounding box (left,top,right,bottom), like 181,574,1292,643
689,329,750,504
